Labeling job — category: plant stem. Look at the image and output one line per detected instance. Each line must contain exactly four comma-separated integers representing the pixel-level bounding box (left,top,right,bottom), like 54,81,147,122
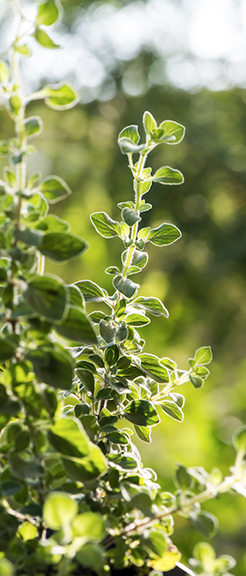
104,463,246,547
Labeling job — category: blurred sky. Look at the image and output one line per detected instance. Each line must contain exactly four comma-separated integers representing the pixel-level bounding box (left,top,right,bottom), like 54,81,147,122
1,0,246,100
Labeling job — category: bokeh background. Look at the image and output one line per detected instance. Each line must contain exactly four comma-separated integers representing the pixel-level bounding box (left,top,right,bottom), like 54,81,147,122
1,0,246,572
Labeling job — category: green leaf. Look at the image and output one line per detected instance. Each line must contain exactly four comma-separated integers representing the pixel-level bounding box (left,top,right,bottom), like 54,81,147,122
0,338,16,362
155,120,185,144
118,125,140,144
125,314,150,327
48,417,90,458
139,354,169,383
107,431,129,445
77,369,95,395
0,384,21,414
0,60,9,84
23,116,43,139
194,346,213,365
99,319,115,343
76,543,104,571
75,280,107,303
24,275,67,320
36,0,61,26
174,464,194,490
0,558,15,576
143,111,157,134
233,426,246,453
36,214,69,232
72,512,105,540
62,443,107,483
148,223,182,246
0,140,10,156
9,95,21,116
40,175,71,203
124,400,159,426
161,400,184,422
43,492,77,530
132,296,169,318
113,275,139,298
104,344,119,367
9,453,43,479
66,284,84,309
122,208,141,226
108,454,138,470
118,138,145,155
39,231,87,261
105,266,120,275
55,307,97,345
134,425,151,443
189,374,203,389
27,347,73,390
15,44,31,56
153,166,184,185
34,27,60,49
44,82,80,109
90,212,121,238
189,511,219,538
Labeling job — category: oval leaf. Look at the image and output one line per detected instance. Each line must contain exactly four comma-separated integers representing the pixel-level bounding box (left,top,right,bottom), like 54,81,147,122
39,232,87,261
124,400,159,426
24,275,66,320
148,223,182,246
44,82,80,109
153,166,184,185
55,307,97,345
40,175,71,203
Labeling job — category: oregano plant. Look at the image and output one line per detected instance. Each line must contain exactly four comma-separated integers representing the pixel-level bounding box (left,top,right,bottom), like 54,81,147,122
0,1,245,576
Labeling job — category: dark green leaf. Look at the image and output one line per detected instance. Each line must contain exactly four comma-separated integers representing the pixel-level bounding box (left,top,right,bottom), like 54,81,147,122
40,176,71,203
24,275,66,320
27,347,73,390
104,344,119,367
132,296,169,317
122,208,141,226
9,453,43,479
76,369,95,395
0,338,16,362
75,280,107,303
48,417,90,458
108,454,138,469
125,314,150,327
107,431,129,445
99,319,115,343
189,511,219,538
161,400,184,422
90,212,120,238
39,232,87,261
139,354,169,383
62,443,107,482
153,166,184,185
189,374,203,389
36,214,69,232
124,400,159,426
55,307,97,345
174,465,194,490
134,425,151,443
148,223,182,246
113,275,139,298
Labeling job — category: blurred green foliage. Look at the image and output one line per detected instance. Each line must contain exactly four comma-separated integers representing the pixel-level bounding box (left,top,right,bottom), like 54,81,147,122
1,78,246,572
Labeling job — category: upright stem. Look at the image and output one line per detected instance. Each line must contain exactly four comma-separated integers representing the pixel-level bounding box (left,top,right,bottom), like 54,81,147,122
122,149,149,278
